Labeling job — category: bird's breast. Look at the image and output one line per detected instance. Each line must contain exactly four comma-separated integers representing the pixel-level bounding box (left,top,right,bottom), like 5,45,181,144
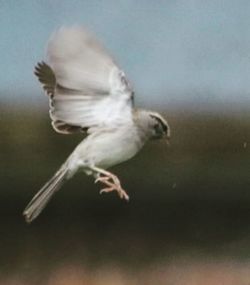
78,126,143,169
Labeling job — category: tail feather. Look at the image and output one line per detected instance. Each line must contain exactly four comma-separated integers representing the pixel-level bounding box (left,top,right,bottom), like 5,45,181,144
23,165,68,223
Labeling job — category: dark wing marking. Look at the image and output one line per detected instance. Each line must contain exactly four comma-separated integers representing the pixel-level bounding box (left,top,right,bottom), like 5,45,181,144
52,120,88,135
34,61,56,96
34,61,88,135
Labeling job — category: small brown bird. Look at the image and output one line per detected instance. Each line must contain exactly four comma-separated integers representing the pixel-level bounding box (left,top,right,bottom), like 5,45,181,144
23,26,170,223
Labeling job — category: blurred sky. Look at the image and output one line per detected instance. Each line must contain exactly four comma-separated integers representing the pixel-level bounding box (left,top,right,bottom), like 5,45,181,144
1,0,250,109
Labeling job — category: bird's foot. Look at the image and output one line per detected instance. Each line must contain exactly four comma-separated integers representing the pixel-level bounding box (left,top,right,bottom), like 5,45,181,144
95,173,129,201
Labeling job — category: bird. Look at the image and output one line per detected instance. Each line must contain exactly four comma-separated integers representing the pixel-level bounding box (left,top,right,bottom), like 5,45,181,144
23,26,170,223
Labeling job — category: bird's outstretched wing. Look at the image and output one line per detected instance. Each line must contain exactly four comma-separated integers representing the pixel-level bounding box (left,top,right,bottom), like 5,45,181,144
34,26,134,134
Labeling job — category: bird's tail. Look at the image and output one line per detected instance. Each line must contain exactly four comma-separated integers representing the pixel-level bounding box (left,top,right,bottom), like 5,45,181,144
23,163,69,223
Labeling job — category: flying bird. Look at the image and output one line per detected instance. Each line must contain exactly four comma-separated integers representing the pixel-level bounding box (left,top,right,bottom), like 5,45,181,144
23,26,170,223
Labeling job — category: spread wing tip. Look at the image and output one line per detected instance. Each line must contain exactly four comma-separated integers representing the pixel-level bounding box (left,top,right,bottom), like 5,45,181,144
34,61,56,96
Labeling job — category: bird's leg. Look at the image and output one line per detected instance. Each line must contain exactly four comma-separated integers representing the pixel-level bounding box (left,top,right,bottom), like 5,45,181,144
91,167,129,201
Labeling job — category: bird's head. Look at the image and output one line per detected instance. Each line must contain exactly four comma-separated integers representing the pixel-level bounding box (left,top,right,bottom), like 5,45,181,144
135,110,170,142
148,111,170,141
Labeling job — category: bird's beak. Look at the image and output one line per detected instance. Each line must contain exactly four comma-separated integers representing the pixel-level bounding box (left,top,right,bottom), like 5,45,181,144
165,135,170,146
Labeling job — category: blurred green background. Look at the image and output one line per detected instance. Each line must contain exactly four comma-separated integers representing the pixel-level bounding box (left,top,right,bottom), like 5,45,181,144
1,106,250,284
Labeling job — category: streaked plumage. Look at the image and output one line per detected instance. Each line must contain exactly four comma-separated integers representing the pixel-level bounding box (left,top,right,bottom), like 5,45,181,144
23,26,170,223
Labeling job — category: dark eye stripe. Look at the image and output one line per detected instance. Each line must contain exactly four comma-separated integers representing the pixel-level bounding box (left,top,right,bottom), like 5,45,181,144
150,115,168,133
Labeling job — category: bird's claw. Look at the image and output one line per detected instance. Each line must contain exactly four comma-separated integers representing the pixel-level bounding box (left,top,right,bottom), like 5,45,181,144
95,174,129,201
100,187,129,201
95,176,109,184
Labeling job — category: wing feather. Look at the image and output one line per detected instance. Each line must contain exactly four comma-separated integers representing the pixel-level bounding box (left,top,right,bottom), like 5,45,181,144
34,62,55,96
35,26,134,134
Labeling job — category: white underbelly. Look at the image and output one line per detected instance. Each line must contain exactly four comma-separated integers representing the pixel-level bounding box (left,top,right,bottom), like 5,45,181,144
94,136,139,168
77,127,143,169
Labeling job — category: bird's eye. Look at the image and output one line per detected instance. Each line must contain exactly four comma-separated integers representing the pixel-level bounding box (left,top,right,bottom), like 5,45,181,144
154,123,163,134
154,124,160,130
